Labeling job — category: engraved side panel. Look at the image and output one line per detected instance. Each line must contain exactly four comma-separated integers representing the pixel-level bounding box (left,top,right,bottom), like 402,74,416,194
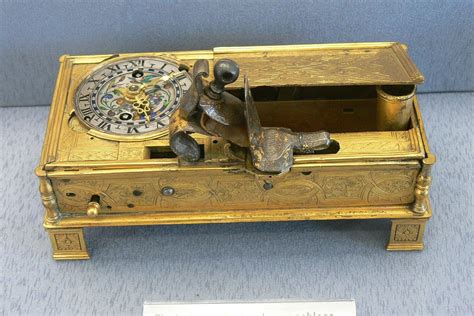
52,164,420,214
48,228,90,260
387,219,427,251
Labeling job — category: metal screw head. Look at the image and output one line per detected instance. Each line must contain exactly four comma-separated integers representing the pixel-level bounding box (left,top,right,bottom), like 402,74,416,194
161,186,175,196
263,182,273,190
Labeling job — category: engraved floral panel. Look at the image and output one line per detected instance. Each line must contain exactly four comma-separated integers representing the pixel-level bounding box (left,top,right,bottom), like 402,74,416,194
368,170,417,204
106,182,157,206
269,179,320,205
157,177,214,208
51,165,420,213
321,175,367,199
212,179,264,205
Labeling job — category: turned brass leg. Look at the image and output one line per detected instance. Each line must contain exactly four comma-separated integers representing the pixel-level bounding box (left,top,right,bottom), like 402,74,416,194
47,228,90,260
386,219,428,251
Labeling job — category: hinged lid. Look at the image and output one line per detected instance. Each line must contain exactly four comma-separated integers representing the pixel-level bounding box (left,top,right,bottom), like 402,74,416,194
214,42,424,88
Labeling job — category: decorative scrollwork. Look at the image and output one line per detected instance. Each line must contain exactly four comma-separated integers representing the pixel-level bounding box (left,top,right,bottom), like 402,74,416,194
52,166,419,213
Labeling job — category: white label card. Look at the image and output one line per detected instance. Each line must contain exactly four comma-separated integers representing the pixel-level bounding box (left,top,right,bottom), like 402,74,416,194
143,300,356,316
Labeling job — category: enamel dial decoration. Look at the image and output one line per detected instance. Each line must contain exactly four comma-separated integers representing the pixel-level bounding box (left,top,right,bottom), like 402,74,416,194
74,57,192,139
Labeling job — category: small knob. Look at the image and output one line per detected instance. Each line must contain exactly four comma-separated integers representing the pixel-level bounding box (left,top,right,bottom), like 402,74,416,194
86,195,100,217
170,131,201,162
209,59,240,95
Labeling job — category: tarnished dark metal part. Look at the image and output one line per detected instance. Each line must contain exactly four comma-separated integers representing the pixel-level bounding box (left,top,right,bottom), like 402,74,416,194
200,59,244,126
179,59,209,119
170,58,247,160
201,114,249,147
170,131,201,162
208,59,240,95
170,60,331,174
199,92,245,126
244,76,331,173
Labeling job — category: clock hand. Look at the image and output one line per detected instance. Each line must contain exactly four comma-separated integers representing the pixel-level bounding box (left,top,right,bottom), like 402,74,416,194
115,70,188,122
119,70,186,98
132,97,151,122
142,70,187,92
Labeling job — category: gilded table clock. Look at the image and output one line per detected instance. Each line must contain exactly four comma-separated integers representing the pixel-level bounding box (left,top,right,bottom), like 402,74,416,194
36,43,435,260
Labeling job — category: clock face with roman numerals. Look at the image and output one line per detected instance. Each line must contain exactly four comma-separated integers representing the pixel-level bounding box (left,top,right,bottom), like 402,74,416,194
74,57,192,138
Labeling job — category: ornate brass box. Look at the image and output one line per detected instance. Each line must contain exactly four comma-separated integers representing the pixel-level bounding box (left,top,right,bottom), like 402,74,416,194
36,43,435,260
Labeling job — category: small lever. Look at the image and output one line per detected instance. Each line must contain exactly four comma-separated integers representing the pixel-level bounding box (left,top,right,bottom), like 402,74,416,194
86,195,100,217
170,131,201,162
199,58,245,126
170,58,245,161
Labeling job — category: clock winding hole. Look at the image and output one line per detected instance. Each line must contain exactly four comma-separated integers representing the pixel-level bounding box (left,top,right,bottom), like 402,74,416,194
132,69,144,78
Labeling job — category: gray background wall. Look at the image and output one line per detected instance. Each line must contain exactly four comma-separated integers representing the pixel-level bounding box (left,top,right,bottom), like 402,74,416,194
0,0,473,107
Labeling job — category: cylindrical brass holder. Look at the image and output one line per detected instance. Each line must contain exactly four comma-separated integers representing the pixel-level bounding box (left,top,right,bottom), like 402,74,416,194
376,85,416,131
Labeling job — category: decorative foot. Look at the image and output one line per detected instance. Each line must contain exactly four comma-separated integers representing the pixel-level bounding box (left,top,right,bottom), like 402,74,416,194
47,228,90,260
386,219,428,251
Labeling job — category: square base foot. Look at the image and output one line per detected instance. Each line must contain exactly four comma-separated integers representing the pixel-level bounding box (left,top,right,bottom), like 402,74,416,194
386,219,427,251
48,228,90,261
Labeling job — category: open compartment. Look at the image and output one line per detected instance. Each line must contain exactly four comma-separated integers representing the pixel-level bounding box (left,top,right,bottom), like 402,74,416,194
228,84,416,133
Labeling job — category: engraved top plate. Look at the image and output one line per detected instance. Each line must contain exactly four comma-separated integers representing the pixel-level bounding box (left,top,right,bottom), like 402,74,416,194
215,42,424,87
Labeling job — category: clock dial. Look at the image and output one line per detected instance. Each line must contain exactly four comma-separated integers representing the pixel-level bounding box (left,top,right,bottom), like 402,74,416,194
74,57,192,138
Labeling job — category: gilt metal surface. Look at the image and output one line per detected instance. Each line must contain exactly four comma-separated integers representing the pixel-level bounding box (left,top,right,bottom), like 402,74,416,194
36,43,435,259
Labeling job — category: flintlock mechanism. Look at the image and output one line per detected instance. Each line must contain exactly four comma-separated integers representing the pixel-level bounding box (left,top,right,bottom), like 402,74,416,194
169,59,332,173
